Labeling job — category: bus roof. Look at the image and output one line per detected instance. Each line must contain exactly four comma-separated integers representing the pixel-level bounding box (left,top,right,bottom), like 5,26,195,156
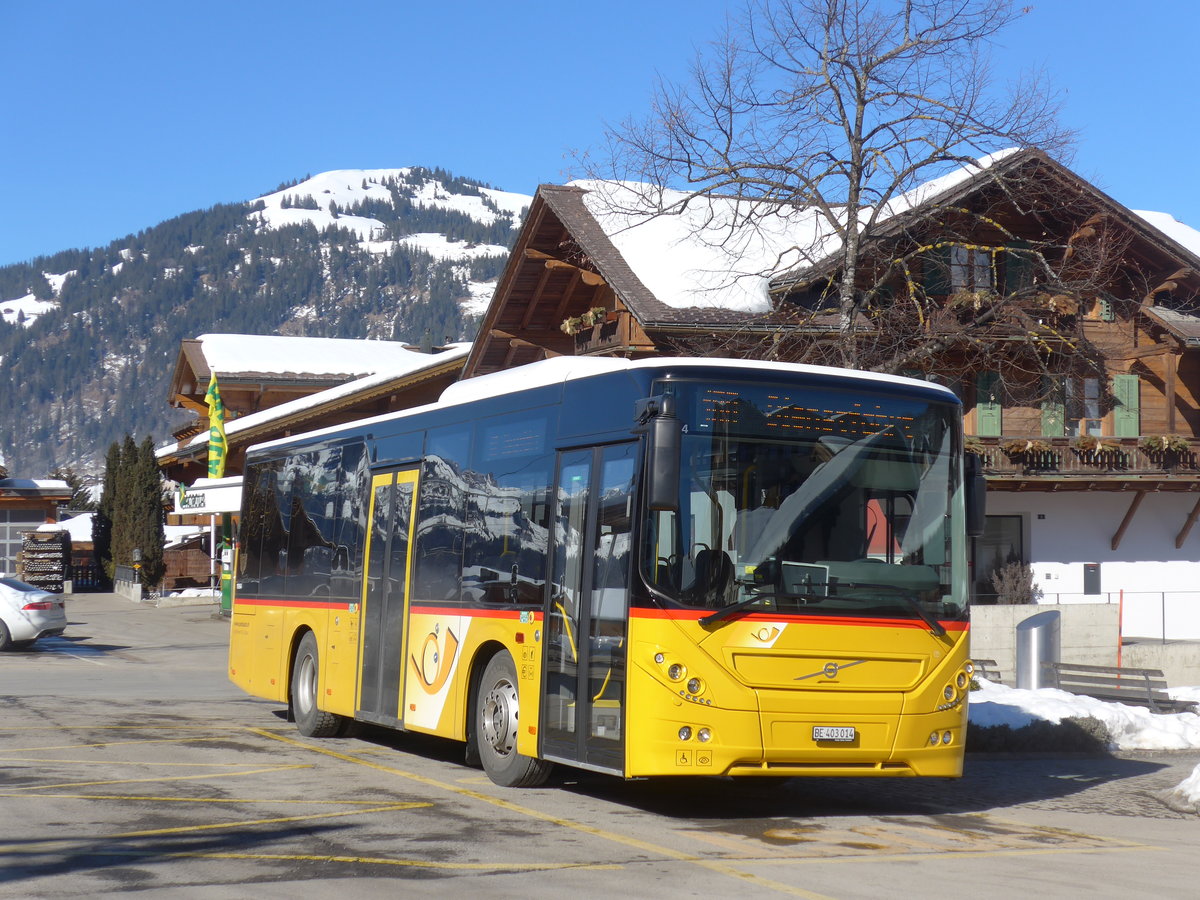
247,355,958,456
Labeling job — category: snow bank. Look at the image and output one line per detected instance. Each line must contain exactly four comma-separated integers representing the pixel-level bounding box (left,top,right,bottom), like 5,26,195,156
970,679,1200,750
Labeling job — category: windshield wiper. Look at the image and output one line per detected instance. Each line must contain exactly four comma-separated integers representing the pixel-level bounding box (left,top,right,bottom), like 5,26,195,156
841,581,947,637
698,593,775,628
698,590,828,628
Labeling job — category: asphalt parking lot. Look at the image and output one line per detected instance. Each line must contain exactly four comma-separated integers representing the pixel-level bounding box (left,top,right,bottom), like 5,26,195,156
2,592,1199,899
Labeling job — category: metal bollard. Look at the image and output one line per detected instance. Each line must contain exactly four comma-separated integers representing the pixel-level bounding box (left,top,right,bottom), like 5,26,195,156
1015,609,1061,690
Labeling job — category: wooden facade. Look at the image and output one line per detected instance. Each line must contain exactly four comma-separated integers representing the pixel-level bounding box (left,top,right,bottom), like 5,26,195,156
159,341,468,484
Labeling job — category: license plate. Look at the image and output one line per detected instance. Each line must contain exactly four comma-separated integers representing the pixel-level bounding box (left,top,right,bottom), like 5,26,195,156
812,726,856,742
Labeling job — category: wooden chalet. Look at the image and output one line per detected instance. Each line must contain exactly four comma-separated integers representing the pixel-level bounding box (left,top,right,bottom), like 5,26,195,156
465,150,1200,619
0,461,72,577
159,336,468,485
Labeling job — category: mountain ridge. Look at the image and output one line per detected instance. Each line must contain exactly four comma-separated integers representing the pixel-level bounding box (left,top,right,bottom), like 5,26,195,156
0,167,532,480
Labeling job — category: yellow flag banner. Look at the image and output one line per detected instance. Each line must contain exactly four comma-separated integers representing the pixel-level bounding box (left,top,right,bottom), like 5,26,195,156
205,372,228,478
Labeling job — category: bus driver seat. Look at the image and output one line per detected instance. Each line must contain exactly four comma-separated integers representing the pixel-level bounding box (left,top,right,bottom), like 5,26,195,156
690,548,733,607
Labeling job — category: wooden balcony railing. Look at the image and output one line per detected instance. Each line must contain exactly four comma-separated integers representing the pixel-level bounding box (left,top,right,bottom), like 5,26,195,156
969,436,1200,480
573,312,631,355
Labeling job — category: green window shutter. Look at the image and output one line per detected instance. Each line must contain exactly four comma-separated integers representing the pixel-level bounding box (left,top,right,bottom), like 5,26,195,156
1041,376,1066,437
923,244,951,295
1005,240,1033,294
975,371,1002,436
1112,374,1140,437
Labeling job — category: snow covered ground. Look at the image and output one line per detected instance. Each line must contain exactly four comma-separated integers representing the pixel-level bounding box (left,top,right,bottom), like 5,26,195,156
972,677,1200,811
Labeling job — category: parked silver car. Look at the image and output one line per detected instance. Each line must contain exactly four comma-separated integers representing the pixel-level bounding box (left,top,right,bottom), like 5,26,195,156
0,577,67,650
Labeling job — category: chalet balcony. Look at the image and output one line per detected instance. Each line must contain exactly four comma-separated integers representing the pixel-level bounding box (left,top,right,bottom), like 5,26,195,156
970,435,1200,488
572,311,630,355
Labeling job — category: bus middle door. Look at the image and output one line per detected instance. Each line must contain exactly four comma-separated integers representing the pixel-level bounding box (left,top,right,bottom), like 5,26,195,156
356,468,419,727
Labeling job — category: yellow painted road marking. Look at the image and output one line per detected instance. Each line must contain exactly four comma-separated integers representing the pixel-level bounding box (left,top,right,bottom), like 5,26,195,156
252,728,834,899
5,764,311,791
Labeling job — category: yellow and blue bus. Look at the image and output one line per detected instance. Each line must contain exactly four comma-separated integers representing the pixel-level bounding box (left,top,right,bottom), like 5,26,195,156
229,356,981,786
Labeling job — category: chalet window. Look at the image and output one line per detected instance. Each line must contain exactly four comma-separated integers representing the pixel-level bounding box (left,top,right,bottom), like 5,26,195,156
950,245,993,292
1042,375,1109,437
1004,241,1034,295
1065,377,1103,437
924,243,996,296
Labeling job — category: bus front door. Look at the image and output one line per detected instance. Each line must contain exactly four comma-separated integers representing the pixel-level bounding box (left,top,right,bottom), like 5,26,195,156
541,444,635,773
356,468,419,726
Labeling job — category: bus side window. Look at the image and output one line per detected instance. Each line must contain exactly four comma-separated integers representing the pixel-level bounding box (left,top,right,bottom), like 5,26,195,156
412,425,472,604
464,415,552,605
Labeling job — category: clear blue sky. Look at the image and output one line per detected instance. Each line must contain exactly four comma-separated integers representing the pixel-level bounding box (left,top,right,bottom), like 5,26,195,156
1,1,1196,268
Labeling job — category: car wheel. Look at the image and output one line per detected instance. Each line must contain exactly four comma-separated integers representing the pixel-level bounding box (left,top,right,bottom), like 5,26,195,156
291,632,343,737
475,651,552,787
0,620,11,652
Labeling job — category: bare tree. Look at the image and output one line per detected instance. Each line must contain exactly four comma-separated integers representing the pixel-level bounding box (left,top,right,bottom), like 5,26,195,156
584,0,1075,370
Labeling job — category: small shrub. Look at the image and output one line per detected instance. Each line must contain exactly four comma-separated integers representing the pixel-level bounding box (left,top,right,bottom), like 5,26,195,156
990,561,1043,605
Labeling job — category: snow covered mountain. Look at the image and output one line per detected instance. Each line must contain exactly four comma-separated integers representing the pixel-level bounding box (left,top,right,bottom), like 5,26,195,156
0,167,531,478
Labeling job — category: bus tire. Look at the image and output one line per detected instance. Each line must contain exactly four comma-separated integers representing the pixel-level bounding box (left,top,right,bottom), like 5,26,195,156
291,631,342,738
475,651,552,787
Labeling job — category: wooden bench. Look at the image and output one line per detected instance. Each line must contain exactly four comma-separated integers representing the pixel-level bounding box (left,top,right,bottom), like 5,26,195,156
972,658,1006,685
1041,661,1197,714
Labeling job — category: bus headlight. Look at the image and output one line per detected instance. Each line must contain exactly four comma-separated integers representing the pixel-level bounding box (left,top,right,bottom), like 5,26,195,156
687,677,703,695
668,664,685,681
943,684,955,701
697,728,712,742
679,726,693,741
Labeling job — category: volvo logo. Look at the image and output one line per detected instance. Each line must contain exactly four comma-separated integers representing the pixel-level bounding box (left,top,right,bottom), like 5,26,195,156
796,659,866,681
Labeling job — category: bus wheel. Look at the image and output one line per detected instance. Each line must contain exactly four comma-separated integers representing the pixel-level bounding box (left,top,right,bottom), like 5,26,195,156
291,632,342,738
475,651,552,787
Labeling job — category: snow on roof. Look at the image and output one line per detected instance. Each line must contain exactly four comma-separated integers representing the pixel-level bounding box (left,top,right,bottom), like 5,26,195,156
197,333,445,378
574,180,831,313
571,151,1022,313
39,513,93,543
158,343,470,460
0,478,69,492
1134,209,1200,258
878,148,1023,218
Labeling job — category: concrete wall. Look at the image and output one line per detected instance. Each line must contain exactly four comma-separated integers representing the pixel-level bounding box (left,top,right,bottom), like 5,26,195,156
1119,639,1200,688
985,492,1200,640
970,602,1121,681
112,577,142,603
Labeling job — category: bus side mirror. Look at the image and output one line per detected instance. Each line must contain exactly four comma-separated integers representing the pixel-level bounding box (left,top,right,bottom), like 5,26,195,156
965,451,987,537
635,395,681,511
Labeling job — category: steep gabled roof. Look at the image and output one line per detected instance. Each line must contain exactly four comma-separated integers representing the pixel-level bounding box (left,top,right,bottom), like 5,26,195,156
466,151,1200,378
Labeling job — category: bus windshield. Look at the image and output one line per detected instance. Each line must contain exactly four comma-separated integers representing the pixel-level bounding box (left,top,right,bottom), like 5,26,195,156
640,380,966,626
